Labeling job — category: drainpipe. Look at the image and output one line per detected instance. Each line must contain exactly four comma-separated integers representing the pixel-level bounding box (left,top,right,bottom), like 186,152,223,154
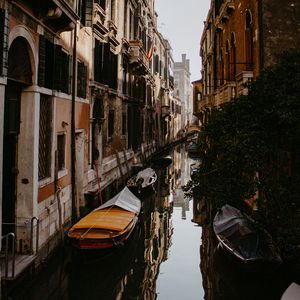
71,22,77,224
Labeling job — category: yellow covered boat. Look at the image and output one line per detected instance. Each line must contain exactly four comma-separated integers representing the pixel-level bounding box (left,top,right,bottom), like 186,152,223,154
68,187,141,249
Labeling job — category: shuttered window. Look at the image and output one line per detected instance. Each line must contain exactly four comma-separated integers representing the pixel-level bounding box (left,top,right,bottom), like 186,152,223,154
38,36,71,93
0,9,8,76
79,0,93,26
94,40,118,90
77,61,87,98
95,0,106,10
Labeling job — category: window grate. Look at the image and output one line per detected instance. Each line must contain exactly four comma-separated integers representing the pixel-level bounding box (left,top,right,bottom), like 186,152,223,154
39,95,52,180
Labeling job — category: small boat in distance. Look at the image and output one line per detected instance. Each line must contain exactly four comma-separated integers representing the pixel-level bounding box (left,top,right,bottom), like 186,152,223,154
68,187,141,249
151,155,172,167
213,204,282,269
187,141,199,156
127,167,157,195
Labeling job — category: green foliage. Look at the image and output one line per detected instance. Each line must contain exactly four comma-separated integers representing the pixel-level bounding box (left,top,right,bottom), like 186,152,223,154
185,49,300,264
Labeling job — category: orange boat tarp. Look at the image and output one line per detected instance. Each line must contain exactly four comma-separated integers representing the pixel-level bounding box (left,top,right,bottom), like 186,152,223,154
72,207,135,232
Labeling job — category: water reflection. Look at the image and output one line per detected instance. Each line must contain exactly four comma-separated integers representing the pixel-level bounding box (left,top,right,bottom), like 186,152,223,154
67,145,202,299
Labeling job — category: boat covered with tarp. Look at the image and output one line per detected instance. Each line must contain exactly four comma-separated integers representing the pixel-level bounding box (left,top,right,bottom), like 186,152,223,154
213,204,282,268
68,187,141,249
127,167,157,195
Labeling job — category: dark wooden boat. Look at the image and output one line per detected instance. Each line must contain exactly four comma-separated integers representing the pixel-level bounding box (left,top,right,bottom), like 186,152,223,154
213,204,282,269
68,187,141,249
127,167,157,195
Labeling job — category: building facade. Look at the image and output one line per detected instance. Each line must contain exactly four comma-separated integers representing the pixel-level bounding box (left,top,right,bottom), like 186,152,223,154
199,0,300,118
0,0,179,280
174,54,193,130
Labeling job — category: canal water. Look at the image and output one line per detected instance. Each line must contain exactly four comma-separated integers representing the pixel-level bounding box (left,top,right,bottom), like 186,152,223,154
6,144,293,300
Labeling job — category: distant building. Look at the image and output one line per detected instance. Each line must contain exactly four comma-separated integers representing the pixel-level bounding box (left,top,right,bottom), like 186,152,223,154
174,54,193,129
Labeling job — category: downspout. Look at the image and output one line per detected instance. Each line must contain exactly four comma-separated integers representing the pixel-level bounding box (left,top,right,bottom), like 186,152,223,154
71,22,77,224
258,0,264,71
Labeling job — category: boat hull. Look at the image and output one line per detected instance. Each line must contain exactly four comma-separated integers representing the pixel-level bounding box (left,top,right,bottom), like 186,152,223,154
70,216,138,250
68,187,141,250
213,205,282,271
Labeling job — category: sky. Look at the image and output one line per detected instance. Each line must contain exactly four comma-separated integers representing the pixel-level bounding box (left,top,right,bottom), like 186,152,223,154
155,0,211,81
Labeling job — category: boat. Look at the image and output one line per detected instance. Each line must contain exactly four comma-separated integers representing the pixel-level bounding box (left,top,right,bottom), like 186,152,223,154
68,187,141,249
187,141,199,156
127,167,157,195
190,160,201,179
151,155,173,167
213,204,282,269
281,282,300,300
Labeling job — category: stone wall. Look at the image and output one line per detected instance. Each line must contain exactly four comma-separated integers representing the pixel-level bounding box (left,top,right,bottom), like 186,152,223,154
262,0,300,67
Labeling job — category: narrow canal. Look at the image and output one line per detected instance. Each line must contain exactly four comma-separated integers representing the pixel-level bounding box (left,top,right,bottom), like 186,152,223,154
7,145,205,300
5,144,295,300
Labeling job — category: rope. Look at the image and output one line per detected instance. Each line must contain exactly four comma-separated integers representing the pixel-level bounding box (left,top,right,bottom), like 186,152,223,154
78,205,117,239
94,163,103,205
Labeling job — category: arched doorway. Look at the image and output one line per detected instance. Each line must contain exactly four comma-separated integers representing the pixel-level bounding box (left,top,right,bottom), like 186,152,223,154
2,37,32,236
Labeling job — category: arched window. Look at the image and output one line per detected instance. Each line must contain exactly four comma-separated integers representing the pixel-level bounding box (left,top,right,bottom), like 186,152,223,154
230,32,236,80
226,40,231,81
220,49,224,85
245,10,254,71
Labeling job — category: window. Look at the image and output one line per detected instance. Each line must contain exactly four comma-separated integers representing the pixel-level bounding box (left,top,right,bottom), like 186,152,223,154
59,49,71,93
110,0,116,22
77,60,87,98
57,134,66,171
108,110,114,139
245,10,254,71
0,9,8,76
197,92,202,101
226,40,231,81
122,112,127,135
230,32,236,80
94,40,118,89
39,95,52,180
38,37,71,93
79,0,93,26
95,0,106,10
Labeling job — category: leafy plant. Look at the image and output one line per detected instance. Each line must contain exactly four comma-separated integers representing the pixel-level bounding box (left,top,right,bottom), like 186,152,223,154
185,49,300,267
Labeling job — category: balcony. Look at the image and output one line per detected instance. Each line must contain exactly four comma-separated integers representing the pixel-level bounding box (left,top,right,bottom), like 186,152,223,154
236,71,253,96
42,0,79,32
214,82,236,106
128,40,149,75
93,2,108,36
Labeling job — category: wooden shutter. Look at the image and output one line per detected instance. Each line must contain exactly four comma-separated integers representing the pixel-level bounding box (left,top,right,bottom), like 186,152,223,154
0,9,8,76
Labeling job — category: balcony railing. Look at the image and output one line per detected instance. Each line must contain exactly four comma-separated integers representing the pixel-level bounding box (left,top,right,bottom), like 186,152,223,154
93,3,108,35
214,82,236,106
